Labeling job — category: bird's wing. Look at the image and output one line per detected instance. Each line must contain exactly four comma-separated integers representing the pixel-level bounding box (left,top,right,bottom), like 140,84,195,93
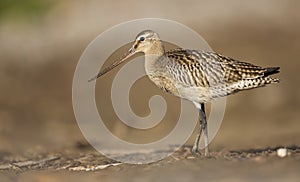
164,49,274,87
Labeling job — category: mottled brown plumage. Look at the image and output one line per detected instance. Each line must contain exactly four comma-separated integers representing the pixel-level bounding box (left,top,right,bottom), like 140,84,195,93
91,30,280,157
145,48,279,104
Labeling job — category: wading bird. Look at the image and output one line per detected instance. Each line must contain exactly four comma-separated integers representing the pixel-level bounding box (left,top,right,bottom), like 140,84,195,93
89,30,280,157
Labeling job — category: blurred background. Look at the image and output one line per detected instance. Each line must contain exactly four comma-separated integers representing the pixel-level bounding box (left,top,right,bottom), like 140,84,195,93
0,0,299,155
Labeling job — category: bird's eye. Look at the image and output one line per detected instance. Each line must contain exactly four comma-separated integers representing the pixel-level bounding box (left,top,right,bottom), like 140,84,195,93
139,37,145,41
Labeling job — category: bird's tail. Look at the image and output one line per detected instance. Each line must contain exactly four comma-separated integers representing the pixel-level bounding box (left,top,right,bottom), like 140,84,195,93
263,67,280,83
264,67,280,77
264,76,280,84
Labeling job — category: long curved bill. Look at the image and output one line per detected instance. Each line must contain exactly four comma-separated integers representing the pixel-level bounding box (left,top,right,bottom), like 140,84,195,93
88,47,136,82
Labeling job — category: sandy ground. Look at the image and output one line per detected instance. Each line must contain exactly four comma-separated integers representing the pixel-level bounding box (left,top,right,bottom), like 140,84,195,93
0,0,300,181
0,145,300,181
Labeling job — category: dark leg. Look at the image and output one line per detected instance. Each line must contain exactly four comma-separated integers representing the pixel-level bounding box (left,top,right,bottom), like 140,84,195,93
192,103,210,157
192,108,203,155
200,103,209,157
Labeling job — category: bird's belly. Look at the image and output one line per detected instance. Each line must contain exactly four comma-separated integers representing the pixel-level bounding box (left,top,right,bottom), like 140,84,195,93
175,85,212,103
148,74,212,103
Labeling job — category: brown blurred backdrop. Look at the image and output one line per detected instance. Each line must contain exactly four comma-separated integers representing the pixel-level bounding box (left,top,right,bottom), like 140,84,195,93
0,0,299,154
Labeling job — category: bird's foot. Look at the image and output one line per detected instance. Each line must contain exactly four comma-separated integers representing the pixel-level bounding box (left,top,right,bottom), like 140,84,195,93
191,146,200,156
204,151,210,158
191,146,211,158
204,146,210,158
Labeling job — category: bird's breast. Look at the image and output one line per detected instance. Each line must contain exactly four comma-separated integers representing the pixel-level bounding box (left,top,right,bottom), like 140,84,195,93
147,74,179,95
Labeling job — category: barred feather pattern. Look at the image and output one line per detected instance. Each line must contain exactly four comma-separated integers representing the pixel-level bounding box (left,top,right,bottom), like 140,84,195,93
147,49,279,102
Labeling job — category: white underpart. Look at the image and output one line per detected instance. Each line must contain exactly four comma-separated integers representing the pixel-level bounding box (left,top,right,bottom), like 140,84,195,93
193,101,202,110
176,85,211,103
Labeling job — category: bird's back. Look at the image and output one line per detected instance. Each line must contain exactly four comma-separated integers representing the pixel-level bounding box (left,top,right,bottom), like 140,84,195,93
149,49,280,102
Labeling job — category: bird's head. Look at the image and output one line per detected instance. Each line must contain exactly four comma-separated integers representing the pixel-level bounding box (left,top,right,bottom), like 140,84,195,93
131,30,161,53
88,30,163,82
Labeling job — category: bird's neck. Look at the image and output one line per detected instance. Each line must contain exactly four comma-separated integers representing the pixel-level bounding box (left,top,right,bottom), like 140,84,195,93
144,41,165,56
144,41,165,74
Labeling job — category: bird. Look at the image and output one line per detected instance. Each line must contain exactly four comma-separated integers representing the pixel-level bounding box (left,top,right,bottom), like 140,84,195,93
89,30,280,157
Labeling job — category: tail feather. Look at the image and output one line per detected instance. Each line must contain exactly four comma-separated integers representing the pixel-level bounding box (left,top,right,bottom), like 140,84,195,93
264,67,280,77
265,77,280,84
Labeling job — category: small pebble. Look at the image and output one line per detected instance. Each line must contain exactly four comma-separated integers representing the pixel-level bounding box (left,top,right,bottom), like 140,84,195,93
186,156,196,160
277,148,287,158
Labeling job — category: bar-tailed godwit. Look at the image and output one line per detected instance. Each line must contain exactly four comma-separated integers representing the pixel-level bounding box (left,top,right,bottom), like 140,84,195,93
89,30,280,157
